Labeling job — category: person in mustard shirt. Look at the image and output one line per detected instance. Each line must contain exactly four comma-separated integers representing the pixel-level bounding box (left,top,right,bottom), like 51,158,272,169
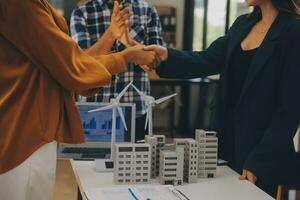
0,0,159,199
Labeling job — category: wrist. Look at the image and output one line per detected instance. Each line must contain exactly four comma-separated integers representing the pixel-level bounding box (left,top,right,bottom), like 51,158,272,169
162,47,168,61
107,26,118,40
121,48,133,64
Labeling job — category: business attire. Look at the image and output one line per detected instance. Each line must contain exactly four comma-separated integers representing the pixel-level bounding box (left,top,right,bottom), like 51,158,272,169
71,0,163,141
0,0,126,199
157,10,300,196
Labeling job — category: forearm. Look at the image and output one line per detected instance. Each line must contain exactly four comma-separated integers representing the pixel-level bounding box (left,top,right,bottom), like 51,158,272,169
85,28,116,57
156,48,221,79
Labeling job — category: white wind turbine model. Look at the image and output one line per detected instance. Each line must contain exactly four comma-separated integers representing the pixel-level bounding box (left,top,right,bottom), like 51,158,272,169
89,81,133,171
132,84,177,136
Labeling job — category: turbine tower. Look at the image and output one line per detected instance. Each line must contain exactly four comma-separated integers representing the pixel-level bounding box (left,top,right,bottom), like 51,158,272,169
132,84,177,136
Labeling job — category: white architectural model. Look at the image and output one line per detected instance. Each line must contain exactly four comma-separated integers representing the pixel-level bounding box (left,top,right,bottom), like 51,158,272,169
132,84,176,136
196,129,218,178
159,147,184,186
114,143,151,184
174,139,198,183
145,135,166,178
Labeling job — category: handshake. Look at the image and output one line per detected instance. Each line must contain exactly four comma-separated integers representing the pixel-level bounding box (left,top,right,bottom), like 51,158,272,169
121,44,168,72
108,1,168,71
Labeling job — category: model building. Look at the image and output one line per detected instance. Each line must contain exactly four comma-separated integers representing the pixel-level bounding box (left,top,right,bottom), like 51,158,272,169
159,147,184,186
174,139,198,183
145,135,166,178
195,129,218,178
114,143,151,184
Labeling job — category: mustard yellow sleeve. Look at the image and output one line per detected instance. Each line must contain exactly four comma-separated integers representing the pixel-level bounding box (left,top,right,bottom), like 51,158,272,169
95,52,127,75
0,0,124,92
78,52,127,97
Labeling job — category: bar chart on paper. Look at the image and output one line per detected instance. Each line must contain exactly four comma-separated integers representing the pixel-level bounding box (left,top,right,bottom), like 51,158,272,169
78,105,125,142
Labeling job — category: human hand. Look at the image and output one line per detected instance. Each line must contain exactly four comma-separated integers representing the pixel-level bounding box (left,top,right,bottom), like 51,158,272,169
122,45,161,68
119,26,138,47
108,1,132,40
239,169,257,184
143,45,168,62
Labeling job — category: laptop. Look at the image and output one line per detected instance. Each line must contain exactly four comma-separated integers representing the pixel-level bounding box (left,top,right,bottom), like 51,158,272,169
58,102,136,160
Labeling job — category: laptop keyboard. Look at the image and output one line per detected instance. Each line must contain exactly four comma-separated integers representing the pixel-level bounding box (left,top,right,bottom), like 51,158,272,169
62,147,111,159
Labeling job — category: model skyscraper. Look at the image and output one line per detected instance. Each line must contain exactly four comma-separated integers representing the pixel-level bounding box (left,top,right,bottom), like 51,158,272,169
174,139,198,183
196,129,218,178
145,135,166,178
114,143,151,184
159,147,184,186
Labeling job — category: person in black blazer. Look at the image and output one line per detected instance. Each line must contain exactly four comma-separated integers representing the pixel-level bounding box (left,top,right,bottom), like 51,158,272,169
143,0,300,197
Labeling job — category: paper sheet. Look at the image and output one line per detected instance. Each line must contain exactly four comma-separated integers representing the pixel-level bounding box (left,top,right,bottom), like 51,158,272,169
85,185,183,200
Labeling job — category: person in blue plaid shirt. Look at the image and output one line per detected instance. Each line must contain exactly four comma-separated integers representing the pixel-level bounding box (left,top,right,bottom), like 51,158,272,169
70,0,163,140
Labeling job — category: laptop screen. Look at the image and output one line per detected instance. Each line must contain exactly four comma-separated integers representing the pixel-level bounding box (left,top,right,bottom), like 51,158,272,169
77,104,125,142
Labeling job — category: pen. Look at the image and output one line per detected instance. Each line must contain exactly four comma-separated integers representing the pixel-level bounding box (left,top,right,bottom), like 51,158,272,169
128,188,140,200
175,189,190,200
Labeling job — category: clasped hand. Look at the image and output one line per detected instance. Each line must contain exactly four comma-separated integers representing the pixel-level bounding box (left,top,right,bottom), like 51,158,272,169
110,1,167,70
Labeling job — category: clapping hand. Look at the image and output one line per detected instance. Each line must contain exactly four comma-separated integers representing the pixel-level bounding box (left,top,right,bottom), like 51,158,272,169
108,1,132,41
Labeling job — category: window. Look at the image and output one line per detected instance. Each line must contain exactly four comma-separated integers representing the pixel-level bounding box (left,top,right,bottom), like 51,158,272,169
119,147,133,152
206,0,227,46
193,0,251,50
193,0,204,50
135,147,149,152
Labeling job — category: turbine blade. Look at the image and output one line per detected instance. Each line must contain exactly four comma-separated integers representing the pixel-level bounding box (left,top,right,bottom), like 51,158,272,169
117,106,128,131
132,84,147,98
116,81,133,102
155,93,177,104
144,111,149,130
88,104,115,113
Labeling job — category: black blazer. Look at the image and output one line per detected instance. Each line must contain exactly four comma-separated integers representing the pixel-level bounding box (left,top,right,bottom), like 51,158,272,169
157,10,300,185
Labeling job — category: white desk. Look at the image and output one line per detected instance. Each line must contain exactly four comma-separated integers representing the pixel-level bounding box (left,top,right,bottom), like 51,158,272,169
70,160,274,200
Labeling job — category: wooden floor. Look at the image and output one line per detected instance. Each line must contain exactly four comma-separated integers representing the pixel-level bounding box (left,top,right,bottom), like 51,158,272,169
53,160,77,200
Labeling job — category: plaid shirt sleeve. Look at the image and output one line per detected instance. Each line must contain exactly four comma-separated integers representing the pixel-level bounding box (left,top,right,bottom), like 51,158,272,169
70,8,91,49
145,5,163,46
